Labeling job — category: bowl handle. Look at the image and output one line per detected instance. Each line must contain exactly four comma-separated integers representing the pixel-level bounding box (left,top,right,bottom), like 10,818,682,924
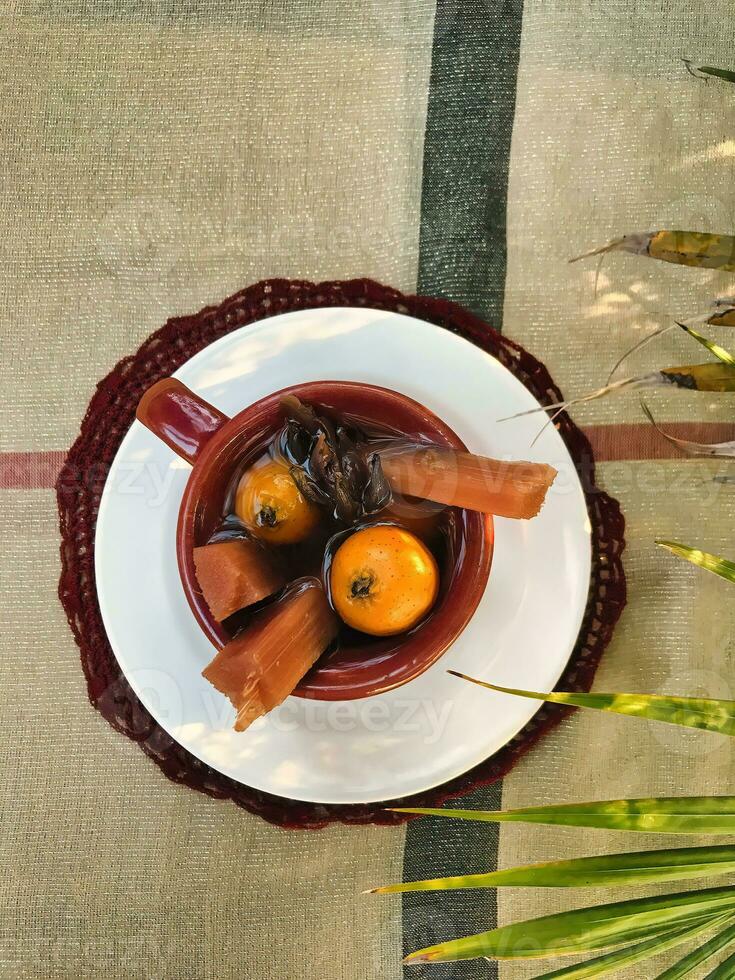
136,379,229,465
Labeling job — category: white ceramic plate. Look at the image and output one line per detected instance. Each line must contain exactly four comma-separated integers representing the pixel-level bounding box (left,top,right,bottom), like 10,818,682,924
95,307,591,804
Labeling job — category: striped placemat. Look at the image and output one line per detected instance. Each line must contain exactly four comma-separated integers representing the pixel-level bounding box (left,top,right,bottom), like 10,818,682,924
3,2,735,977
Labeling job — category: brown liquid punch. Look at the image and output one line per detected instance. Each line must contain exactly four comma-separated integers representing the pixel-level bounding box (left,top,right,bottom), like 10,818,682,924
205,407,461,680
165,380,496,707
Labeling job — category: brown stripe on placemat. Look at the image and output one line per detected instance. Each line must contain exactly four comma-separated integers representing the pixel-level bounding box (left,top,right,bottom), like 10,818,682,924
3,423,731,491
0,451,66,489
585,422,735,462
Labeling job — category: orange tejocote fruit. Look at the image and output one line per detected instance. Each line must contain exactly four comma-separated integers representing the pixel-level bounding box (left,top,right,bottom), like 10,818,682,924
330,524,439,636
235,458,320,545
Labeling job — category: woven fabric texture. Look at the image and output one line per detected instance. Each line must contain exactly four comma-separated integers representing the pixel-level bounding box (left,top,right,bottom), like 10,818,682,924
4,0,735,977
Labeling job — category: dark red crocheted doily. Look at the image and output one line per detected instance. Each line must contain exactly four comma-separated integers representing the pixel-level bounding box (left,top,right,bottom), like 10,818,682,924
57,278,626,830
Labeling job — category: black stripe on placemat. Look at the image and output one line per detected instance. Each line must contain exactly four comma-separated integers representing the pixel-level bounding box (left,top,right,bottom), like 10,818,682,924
416,0,524,326
401,783,502,978
403,0,524,975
